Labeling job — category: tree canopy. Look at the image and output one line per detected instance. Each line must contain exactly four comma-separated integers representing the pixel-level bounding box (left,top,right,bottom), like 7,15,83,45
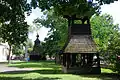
31,0,118,18
33,9,68,56
0,0,31,22
0,0,31,45
31,0,118,10
91,14,120,72
91,14,119,51
0,0,31,63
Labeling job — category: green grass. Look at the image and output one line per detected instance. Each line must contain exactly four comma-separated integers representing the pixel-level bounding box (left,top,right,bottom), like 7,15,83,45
8,61,61,70
0,60,120,80
101,68,115,73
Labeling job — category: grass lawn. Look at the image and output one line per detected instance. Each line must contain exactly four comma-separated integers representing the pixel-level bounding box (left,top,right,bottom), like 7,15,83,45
0,61,119,80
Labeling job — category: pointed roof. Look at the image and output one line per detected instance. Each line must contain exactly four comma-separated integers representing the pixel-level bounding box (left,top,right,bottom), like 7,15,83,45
34,34,40,45
64,35,98,53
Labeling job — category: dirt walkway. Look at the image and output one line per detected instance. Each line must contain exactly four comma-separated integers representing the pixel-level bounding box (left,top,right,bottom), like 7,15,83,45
0,63,34,73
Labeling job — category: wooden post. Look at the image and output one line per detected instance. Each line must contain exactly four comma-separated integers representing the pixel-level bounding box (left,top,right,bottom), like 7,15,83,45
87,54,93,67
63,54,67,67
97,53,100,67
66,54,70,68
71,54,76,67
83,54,86,66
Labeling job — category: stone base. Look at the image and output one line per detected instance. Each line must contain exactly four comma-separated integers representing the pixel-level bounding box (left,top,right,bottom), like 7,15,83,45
62,66,101,74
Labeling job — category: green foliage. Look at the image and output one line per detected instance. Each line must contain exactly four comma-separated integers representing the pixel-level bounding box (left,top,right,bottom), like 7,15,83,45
0,0,31,63
25,39,33,54
0,21,29,45
107,33,120,62
30,0,118,18
26,39,33,48
0,0,31,22
107,34,120,73
91,14,120,73
12,44,25,56
91,14,119,51
53,0,99,18
34,9,68,56
31,0,100,18
28,48,33,54
0,0,31,46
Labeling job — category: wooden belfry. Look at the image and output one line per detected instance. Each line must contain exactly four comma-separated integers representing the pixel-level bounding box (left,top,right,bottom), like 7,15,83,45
61,15,101,74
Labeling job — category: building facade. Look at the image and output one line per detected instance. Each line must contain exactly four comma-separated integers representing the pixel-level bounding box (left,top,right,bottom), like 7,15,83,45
0,43,9,62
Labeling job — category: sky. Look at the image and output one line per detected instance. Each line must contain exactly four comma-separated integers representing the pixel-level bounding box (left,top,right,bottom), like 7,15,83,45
26,8,50,42
101,0,120,24
26,0,120,43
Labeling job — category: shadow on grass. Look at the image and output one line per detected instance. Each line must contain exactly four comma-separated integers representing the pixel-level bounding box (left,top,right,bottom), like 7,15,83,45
0,76,61,80
79,73,120,80
4,61,120,80
0,69,63,74
8,61,61,69
0,70,120,80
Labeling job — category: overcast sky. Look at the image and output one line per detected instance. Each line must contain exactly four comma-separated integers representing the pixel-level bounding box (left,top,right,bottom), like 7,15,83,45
101,0,120,24
26,8,50,42
26,0,120,43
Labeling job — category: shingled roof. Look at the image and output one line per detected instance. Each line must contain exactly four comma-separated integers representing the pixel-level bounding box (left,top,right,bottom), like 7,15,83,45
64,35,98,53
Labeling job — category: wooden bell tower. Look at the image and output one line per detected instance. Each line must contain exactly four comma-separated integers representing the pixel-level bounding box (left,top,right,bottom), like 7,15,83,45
61,15,101,74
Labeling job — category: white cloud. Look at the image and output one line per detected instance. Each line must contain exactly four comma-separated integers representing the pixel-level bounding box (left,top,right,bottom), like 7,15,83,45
28,27,50,43
101,0,120,24
26,8,49,43
26,8,43,25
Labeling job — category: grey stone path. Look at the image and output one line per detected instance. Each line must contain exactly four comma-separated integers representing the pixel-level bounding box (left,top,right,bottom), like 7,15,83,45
0,63,34,73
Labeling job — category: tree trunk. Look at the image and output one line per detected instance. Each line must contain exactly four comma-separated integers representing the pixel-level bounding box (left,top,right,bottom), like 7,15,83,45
8,44,12,64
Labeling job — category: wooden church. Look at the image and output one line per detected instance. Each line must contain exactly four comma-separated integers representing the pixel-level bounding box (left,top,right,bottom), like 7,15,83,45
30,34,46,60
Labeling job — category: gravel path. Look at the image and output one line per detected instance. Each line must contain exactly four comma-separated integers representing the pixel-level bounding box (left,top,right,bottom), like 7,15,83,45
0,63,34,73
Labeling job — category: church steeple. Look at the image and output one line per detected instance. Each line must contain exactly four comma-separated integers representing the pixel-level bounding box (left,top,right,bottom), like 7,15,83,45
36,33,39,38
34,33,40,45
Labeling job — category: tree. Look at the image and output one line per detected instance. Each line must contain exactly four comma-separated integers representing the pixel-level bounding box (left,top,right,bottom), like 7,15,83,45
0,0,31,22
0,21,29,63
12,44,25,57
91,14,120,71
91,14,119,52
33,9,68,57
31,0,99,18
25,39,33,53
42,33,61,58
107,32,120,73
30,0,118,18
0,0,31,63
31,0,118,10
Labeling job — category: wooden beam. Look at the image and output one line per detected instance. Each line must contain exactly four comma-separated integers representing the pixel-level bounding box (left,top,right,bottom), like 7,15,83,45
96,53,100,67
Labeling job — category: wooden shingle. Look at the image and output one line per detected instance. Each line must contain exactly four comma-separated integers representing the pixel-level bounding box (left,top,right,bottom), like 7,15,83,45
64,35,98,53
